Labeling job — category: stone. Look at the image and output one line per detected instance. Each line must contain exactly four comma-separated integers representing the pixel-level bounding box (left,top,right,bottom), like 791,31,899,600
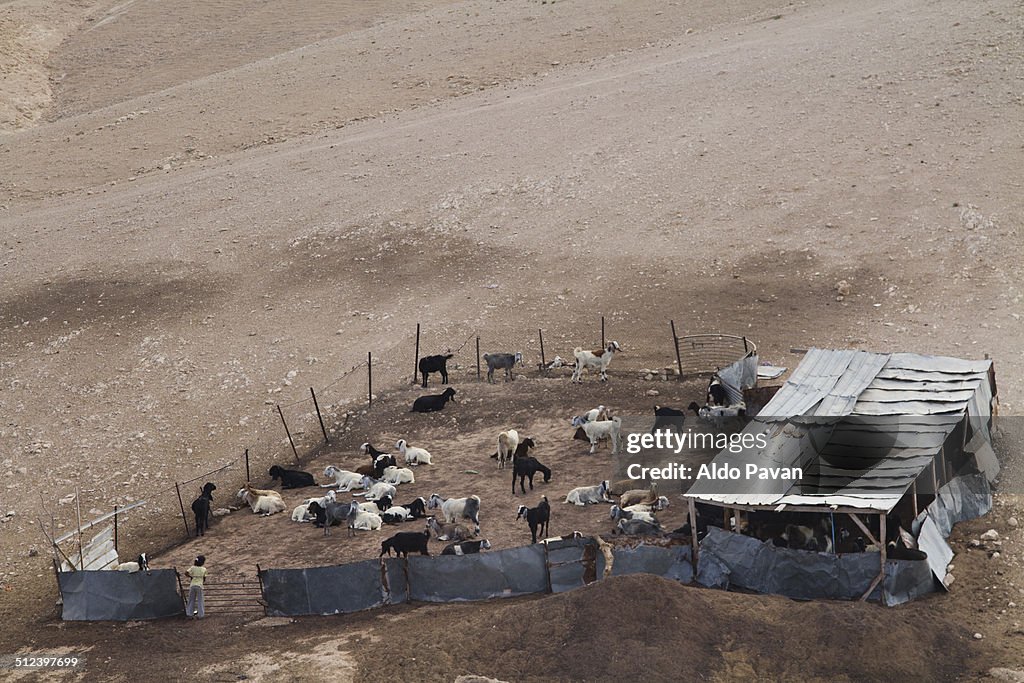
1008,517,1019,529
987,668,1024,683
835,280,852,296
646,389,660,397
973,632,984,640
981,529,1000,542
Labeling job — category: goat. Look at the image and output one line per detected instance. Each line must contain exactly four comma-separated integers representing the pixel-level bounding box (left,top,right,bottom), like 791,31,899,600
687,401,747,424
571,341,621,383
623,497,670,514
491,436,535,464
571,405,608,428
607,479,636,497
707,376,728,406
372,454,397,479
418,353,453,388
651,405,686,434
496,429,520,469
359,476,397,501
887,540,928,561
517,496,550,543
307,501,353,536
321,466,364,491
609,505,656,524
442,539,492,555
362,442,390,459
115,553,149,573
411,387,456,413
396,439,433,466
380,466,416,485
291,491,337,522
426,516,475,542
268,465,316,489
380,505,415,523
780,523,832,552
613,518,663,536
347,506,383,533
398,497,428,519
512,456,551,494
564,480,612,506
427,493,481,533
618,483,658,508
191,482,216,537
581,417,622,454
237,484,286,516
483,352,524,383
380,530,431,557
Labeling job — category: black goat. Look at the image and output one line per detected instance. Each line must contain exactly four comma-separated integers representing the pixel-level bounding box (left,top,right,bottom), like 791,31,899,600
190,482,216,537
441,539,492,555
399,496,428,519
707,376,728,406
380,530,431,557
411,387,457,413
512,456,552,494
491,436,536,462
361,442,389,459
268,465,316,489
372,454,397,479
651,404,686,434
516,496,550,544
419,353,453,388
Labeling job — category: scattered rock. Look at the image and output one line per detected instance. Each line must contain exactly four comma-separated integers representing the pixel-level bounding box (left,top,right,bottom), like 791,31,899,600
969,539,982,548
944,573,955,587
27,548,37,557
835,280,852,296
246,617,294,628
981,529,1000,542
988,668,1024,683
646,389,660,397
1008,517,1018,529
973,632,984,640
211,508,232,517
455,676,510,683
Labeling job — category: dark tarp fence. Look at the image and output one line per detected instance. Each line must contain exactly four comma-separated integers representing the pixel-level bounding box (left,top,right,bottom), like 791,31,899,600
59,569,183,621
260,559,403,617
407,544,548,602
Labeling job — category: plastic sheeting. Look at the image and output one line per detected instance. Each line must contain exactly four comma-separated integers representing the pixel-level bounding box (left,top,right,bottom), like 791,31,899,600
547,538,594,594
260,559,398,617
407,544,548,602
718,354,759,406
914,473,992,587
59,569,183,621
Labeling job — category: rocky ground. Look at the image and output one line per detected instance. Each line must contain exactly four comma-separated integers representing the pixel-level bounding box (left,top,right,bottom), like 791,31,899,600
1,0,1023,679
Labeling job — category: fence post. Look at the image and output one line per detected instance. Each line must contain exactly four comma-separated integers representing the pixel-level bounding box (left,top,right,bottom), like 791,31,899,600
601,316,605,348
743,336,749,353
539,329,546,370
113,505,119,551
276,404,300,463
245,448,250,483
413,323,421,385
368,351,373,406
476,336,481,381
175,482,191,538
311,387,330,444
671,320,684,380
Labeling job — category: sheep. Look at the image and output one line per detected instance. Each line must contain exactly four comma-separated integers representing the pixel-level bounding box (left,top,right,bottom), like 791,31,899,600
237,484,286,516
707,376,728,406
613,518,663,536
570,341,621,383
651,405,686,434
268,465,316,489
191,482,216,537
396,439,433,466
411,387,457,413
581,416,622,454
609,505,656,524
321,466,364,491
380,530,431,557
618,483,659,508
418,353,454,388
347,506,383,533
380,466,416,485
115,553,149,573
512,456,551,494
427,493,481,532
307,501,353,536
426,516,475,542
359,476,397,501
483,352,524,383
516,496,550,543
291,491,337,522
398,497,428,519
441,539,492,555
564,481,612,506
571,405,609,427
496,429,520,469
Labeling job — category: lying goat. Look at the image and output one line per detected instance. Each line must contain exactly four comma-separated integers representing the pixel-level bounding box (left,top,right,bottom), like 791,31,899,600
237,484,285,516
269,465,315,489
426,516,475,542
115,553,150,573
411,387,457,413
564,480,612,506
396,439,432,466
380,530,431,557
321,465,364,491
441,539,491,556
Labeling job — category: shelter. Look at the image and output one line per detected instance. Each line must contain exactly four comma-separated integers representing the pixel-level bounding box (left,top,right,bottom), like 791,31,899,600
684,348,997,601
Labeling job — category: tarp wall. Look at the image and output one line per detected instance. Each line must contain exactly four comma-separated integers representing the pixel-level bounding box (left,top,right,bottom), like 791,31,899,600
260,559,401,617
59,569,184,621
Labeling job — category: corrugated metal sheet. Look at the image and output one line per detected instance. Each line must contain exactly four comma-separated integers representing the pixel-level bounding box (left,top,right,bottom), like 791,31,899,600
759,349,890,419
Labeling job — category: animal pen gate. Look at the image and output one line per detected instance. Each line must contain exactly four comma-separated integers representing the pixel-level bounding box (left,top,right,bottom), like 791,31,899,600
176,571,265,616
674,333,756,377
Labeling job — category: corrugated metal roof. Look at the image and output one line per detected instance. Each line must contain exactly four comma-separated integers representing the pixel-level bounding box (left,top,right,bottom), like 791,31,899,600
758,348,890,419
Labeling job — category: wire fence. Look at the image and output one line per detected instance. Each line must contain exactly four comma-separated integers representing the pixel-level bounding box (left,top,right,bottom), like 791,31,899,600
53,319,757,566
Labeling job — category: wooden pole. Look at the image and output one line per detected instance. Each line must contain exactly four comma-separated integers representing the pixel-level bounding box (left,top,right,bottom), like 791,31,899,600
879,513,887,602
245,448,250,483
671,320,684,380
476,336,481,381
113,505,119,552
743,336,749,353
75,489,85,570
175,482,191,538
539,329,546,370
688,498,700,574
911,480,919,518
413,323,421,385
368,352,373,406
311,387,330,444
276,404,300,463
601,316,605,348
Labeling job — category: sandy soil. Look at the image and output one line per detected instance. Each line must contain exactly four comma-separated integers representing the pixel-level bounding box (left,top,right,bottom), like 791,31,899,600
1,0,1023,679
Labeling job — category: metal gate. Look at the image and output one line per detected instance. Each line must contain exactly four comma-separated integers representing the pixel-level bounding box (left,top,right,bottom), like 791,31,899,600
176,572,265,617
674,334,756,377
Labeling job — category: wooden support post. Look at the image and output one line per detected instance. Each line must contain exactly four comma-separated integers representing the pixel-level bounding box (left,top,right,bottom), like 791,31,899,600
175,482,191,538
859,513,887,603
75,489,85,570
277,404,300,463
911,480,919,518
601,316,605,348
688,498,700,573
311,387,330,444
245,448,250,483
413,323,421,385
368,352,373,406
539,329,546,370
476,336,481,381
671,320,684,380
846,512,881,549
113,505,119,552
743,336,749,353
931,457,939,499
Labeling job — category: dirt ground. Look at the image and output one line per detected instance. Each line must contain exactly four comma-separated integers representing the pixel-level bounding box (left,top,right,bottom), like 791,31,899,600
2,0,1024,680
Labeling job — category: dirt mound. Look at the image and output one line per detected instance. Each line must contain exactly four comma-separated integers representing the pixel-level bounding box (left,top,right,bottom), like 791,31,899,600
356,575,979,682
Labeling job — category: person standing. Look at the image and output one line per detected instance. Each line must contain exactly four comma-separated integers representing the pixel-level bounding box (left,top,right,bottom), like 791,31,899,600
185,555,207,619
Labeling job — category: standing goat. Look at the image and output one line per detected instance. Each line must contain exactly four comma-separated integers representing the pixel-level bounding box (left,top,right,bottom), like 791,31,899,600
496,429,520,469
191,482,216,537
517,496,550,544
418,353,453,388
483,352,524,383
571,341,621,383
512,456,551,494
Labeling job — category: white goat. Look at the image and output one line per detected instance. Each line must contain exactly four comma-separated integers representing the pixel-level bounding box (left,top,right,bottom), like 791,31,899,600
381,466,415,484
427,493,481,532
321,465,365,491
609,505,656,524
496,429,520,469
347,506,382,532
571,341,621,383
291,490,337,522
396,439,433,466
359,476,397,501
571,405,608,427
564,481,612,506
115,553,149,573
581,416,622,454
237,485,286,516
623,496,670,514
